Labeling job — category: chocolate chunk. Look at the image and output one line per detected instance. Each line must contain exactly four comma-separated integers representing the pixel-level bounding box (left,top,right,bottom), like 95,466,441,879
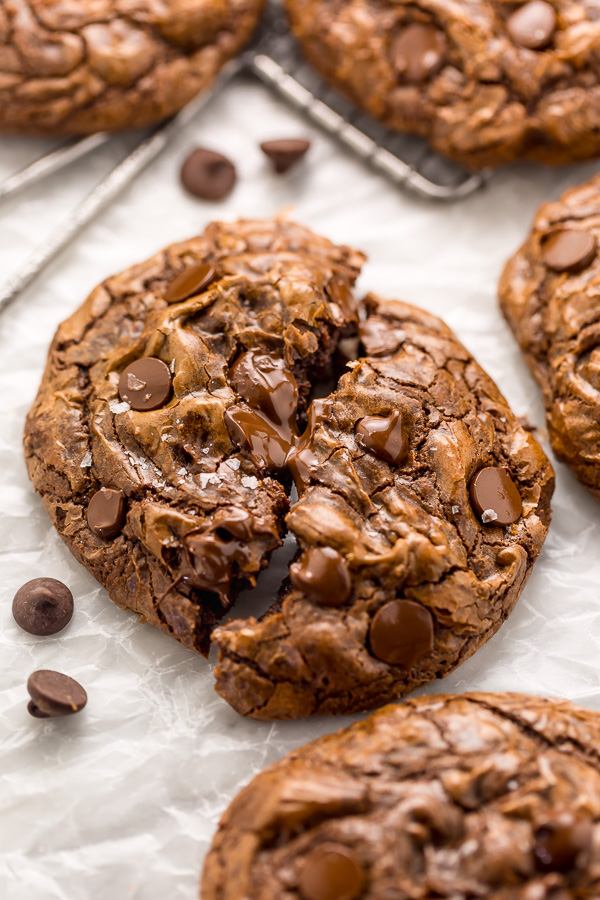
87,488,127,539
27,670,87,718
506,1,557,50
299,844,365,900
469,466,522,526
541,229,597,273
326,277,359,323
391,23,446,82
533,811,593,872
260,138,311,173
12,577,74,636
290,547,352,607
181,148,236,201
369,599,434,667
164,262,218,303
118,358,172,412
355,410,408,466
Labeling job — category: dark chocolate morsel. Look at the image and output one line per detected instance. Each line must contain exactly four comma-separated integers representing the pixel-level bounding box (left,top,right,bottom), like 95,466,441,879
87,488,127,540
164,262,218,303
541,229,597,274
181,148,236,201
27,670,87,717
260,139,311,174
506,1,557,50
326,277,359,323
299,843,365,900
356,410,409,466
12,577,74,636
533,810,593,872
369,599,434,667
391,23,446,82
290,547,352,607
469,466,522,526
118,358,172,412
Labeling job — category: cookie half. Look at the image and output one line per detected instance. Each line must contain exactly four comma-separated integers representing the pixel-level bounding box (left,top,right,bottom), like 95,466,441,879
0,0,264,135
285,0,600,169
202,692,600,899
213,296,554,718
499,173,600,499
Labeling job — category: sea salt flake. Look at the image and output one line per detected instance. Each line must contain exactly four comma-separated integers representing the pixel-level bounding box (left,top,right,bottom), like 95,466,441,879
209,475,220,485
161,434,170,442
95,416,103,425
451,505,459,514
481,508,498,524
80,451,93,468
202,448,210,454
127,373,146,391
226,458,241,471
109,400,130,414
200,473,212,488
241,475,258,489
170,359,175,373
178,467,187,475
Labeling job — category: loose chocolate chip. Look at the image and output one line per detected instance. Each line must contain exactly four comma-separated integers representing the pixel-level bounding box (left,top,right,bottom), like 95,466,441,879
27,670,87,718
290,547,352,607
118,358,172,412
507,1,557,50
12,577,74,636
181,147,236,201
260,138,311,174
299,844,365,900
87,488,127,540
356,410,409,466
391,23,446,82
534,811,593,872
164,262,218,303
542,229,597,273
469,466,522,527
369,599,434,667
326,277,359,323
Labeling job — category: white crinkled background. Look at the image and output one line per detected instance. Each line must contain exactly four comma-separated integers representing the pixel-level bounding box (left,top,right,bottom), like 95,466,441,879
1,68,600,900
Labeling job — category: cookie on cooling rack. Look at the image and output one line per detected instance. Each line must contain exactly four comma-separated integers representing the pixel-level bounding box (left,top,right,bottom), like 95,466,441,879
285,0,600,169
0,0,264,135
202,692,600,898
500,173,600,500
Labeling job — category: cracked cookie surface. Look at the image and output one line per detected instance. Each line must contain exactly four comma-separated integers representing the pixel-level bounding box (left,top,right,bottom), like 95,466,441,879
0,0,264,135
201,692,600,899
500,173,600,500
285,0,600,169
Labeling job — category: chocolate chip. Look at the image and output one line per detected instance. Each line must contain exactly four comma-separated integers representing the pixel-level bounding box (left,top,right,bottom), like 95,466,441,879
391,23,446,82
290,547,352,607
534,811,593,872
87,488,126,540
507,1,557,50
12,577,74,636
469,466,522,527
118,358,172,412
260,138,311,173
164,262,218,303
369,599,434,667
181,148,236,201
356,410,409,466
229,351,299,427
27,670,87,718
326,277,359,323
542,229,597,273
299,844,365,900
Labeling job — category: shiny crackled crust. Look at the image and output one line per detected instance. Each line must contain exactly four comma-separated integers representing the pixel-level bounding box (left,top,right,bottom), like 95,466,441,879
212,297,554,719
23,219,364,655
499,174,600,500
285,0,600,169
201,692,600,899
0,0,263,136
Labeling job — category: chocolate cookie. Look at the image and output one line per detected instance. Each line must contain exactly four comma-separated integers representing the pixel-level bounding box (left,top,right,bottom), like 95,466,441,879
285,0,600,169
201,692,600,899
0,0,263,136
499,173,600,499
24,219,364,655
212,296,554,718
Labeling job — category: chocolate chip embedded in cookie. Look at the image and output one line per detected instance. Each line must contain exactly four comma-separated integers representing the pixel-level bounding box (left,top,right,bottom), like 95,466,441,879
212,296,554,719
285,0,600,168
0,0,264,136
499,173,600,500
24,219,365,656
202,693,600,899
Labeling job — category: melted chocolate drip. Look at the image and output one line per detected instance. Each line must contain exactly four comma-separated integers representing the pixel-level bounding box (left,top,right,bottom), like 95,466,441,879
181,507,256,603
286,398,331,492
355,410,409,466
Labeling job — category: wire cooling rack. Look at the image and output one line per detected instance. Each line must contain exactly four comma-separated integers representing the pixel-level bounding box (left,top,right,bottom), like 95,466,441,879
0,1,487,314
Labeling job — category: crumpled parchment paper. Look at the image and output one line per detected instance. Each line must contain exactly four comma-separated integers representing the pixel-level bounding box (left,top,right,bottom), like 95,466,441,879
2,71,600,900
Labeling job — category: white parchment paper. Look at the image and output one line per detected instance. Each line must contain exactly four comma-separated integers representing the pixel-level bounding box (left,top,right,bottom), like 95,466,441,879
2,71,600,900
